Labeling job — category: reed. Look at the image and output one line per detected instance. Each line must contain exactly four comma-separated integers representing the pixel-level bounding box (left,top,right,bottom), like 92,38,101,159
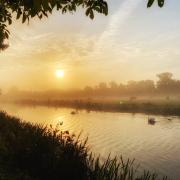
0,111,170,180
15,98,180,116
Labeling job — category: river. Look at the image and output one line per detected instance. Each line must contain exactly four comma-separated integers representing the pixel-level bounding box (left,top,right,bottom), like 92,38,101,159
1,103,180,179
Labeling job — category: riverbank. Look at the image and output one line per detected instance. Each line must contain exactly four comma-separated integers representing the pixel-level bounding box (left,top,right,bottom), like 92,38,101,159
9,99,180,116
0,111,169,180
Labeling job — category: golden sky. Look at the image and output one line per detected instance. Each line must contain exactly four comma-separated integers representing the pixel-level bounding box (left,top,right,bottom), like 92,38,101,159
1,0,180,91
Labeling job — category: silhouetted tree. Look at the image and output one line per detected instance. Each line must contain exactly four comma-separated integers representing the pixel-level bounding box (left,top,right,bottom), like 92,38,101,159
156,72,179,94
0,0,108,50
157,72,180,94
0,0,165,51
156,72,173,92
157,72,173,81
147,0,164,7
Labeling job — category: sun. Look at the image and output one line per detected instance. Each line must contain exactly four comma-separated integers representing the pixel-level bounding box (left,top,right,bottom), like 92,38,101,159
56,69,64,78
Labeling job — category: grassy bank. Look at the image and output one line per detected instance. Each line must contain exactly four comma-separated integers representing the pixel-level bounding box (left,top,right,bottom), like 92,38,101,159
0,111,169,180
13,99,180,116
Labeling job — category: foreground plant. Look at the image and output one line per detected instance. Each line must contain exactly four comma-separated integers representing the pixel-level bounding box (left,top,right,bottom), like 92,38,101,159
0,111,170,180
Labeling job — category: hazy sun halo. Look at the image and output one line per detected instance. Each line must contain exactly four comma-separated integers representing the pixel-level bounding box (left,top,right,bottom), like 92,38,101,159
56,69,64,78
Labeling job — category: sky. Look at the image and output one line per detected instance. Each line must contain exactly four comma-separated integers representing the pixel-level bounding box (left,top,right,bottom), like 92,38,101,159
1,0,180,91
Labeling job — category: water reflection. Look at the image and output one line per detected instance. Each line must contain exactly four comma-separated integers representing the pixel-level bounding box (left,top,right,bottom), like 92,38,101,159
0,103,180,179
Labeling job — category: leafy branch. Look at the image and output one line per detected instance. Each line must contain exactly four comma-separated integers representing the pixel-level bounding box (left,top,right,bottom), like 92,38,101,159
0,0,165,51
0,0,108,51
147,0,164,8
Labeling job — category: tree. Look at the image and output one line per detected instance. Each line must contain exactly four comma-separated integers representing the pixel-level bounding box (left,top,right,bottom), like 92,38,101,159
157,72,173,81
0,0,108,50
0,0,165,51
156,72,173,93
156,72,180,94
147,0,164,8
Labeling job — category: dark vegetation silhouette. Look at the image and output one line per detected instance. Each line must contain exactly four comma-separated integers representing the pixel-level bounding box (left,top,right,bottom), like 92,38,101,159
0,0,165,50
0,111,169,180
0,0,108,50
147,0,164,8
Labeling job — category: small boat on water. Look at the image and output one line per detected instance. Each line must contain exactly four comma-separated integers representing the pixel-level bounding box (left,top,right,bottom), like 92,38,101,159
148,117,156,125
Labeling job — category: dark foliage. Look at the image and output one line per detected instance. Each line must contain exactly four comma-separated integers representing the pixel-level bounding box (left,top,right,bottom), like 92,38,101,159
0,111,170,180
0,111,89,180
0,0,166,50
147,0,164,8
0,0,108,50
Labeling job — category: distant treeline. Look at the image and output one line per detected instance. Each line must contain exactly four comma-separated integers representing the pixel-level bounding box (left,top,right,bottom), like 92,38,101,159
3,72,180,116
4,72,180,99
82,72,180,97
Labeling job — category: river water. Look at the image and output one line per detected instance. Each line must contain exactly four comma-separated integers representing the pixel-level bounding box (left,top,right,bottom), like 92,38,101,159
1,103,180,179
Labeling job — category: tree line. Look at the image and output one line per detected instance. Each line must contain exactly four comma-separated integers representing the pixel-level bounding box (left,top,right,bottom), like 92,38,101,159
4,72,180,100
82,72,180,97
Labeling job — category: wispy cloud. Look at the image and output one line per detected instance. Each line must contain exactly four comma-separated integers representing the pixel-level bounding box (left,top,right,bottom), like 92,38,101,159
90,0,142,61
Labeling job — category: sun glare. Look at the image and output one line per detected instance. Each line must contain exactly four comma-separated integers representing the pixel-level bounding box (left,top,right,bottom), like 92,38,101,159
56,69,64,78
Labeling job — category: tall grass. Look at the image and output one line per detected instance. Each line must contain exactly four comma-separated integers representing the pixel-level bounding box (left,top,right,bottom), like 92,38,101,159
0,111,170,180
14,98,180,116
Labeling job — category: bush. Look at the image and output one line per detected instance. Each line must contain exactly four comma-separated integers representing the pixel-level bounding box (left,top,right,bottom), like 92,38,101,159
0,112,169,180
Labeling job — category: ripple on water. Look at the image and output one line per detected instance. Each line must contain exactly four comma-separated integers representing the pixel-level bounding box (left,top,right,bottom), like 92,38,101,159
1,105,180,179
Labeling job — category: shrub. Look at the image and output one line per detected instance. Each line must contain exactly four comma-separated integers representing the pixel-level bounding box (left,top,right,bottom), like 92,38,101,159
0,112,169,180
